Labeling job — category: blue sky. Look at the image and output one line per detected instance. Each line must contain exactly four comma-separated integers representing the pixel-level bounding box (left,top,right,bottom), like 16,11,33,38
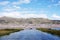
0,0,60,20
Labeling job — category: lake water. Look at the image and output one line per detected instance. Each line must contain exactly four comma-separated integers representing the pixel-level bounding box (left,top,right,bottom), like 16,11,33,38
51,28,60,30
0,29,60,40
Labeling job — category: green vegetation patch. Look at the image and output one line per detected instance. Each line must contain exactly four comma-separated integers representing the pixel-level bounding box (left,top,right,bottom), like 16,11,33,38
37,28,60,36
0,29,23,36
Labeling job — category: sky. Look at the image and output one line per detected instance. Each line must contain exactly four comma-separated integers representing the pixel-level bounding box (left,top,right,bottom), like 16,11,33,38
0,0,60,20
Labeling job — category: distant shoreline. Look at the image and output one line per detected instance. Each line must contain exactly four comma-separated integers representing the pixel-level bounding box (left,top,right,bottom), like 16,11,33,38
0,24,60,29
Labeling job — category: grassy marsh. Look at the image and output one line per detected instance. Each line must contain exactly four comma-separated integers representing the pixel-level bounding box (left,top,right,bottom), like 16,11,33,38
0,29,23,36
37,28,60,36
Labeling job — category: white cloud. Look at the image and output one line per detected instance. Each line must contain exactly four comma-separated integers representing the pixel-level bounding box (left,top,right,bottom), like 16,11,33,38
19,13,47,18
13,6,21,9
2,5,21,12
0,1,9,6
52,14,60,18
51,14,60,20
0,0,48,19
1,11,47,18
0,0,31,12
19,0,31,4
12,0,31,5
22,0,31,4
38,14,47,18
2,12,20,18
0,0,31,6
3,8,14,12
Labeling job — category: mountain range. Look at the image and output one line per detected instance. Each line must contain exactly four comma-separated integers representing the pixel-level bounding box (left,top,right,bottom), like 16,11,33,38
0,16,60,29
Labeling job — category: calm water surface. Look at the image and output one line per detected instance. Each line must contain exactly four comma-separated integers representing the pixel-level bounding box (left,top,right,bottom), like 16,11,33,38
51,28,60,30
0,29,60,40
